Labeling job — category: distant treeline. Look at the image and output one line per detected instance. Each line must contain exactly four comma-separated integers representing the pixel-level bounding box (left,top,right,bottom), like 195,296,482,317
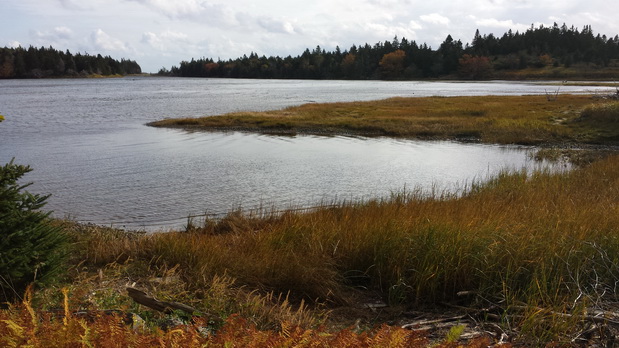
0,46,142,78
159,23,619,80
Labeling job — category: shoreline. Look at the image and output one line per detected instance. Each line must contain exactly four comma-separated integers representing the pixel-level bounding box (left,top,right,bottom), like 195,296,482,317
45,153,619,346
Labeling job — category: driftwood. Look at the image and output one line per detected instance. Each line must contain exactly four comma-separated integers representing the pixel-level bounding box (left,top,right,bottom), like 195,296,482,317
127,287,201,316
401,314,467,330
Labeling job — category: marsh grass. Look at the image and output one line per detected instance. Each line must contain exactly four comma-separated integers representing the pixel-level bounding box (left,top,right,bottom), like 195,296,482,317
579,101,619,123
149,94,619,145
42,153,617,343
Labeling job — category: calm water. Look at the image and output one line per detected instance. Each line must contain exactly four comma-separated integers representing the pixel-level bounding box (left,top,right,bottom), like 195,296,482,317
0,78,612,230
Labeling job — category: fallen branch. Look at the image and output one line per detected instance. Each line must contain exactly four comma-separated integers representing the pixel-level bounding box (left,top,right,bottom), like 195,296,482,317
401,314,467,330
126,287,220,323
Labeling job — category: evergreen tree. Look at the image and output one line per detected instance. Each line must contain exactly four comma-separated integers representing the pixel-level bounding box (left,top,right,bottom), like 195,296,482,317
161,23,619,80
0,46,140,78
0,159,68,303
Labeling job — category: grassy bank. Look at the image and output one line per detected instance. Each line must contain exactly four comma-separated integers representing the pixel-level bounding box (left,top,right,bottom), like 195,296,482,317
74,154,619,307
149,94,619,145
0,152,614,346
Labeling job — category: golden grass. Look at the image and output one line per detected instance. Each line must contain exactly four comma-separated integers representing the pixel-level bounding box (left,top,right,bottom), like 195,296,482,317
580,101,619,123
3,153,616,344
62,153,618,317
6,153,604,346
149,94,619,145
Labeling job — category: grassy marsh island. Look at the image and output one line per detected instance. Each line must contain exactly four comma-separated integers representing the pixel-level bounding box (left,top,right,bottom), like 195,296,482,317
149,94,619,145
3,94,619,347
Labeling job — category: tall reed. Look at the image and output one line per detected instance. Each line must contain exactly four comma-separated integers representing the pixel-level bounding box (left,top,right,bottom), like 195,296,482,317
71,155,619,313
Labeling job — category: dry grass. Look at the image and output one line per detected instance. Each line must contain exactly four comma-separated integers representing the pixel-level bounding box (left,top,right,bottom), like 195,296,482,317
26,153,616,344
579,101,619,123
85,156,614,303
149,94,619,145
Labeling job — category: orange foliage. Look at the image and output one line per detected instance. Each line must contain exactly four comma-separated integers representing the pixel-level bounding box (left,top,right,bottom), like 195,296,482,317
379,50,406,79
0,288,510,347
458,54,493,80
204,62,220,73
0,304,508,347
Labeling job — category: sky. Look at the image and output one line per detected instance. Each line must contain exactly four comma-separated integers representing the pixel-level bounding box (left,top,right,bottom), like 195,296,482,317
1,0,619,73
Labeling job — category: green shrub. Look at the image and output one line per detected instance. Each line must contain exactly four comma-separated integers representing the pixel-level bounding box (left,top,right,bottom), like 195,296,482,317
0,159,68,303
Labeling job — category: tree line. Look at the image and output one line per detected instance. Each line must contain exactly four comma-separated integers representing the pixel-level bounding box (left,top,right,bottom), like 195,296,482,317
0,46,142,78
159,23,619,80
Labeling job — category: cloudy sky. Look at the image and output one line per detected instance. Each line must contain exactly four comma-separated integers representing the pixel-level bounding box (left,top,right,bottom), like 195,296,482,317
2,0,618,73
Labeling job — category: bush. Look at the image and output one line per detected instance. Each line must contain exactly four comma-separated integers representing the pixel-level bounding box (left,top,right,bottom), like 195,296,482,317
0,159,68,303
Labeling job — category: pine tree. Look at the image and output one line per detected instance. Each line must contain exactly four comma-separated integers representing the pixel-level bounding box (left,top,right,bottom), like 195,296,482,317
0,159,68,303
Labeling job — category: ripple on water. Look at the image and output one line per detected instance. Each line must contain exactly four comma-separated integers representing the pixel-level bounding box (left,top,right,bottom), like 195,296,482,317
0,78,592,230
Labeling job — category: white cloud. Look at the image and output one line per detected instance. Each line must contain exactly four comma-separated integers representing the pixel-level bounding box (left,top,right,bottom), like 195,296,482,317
257,17,297,34
127,0,202,17
205,38,256,59
475,18,528,31
8,41,22,48
127,0,237,25
54,26,73,39
359,22,421,42
283,22,296,34
34,26,74,41
57,0,89,10
409,20,423,30
142,30,189,50
419,13,450,26
91,29,128,51
141,32,160,48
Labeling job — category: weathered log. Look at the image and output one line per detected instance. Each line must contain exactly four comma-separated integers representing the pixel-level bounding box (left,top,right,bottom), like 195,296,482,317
126,287,199,315
401,314,467,330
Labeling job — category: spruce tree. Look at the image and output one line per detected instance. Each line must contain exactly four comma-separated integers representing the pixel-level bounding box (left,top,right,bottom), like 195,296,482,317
0,159,68,303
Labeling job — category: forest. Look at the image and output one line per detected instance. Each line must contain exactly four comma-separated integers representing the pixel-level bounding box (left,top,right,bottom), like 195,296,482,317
0,45,142,78
159,23,619,80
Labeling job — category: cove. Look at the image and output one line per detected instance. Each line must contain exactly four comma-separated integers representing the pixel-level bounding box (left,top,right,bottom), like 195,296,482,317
1,77,605,230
